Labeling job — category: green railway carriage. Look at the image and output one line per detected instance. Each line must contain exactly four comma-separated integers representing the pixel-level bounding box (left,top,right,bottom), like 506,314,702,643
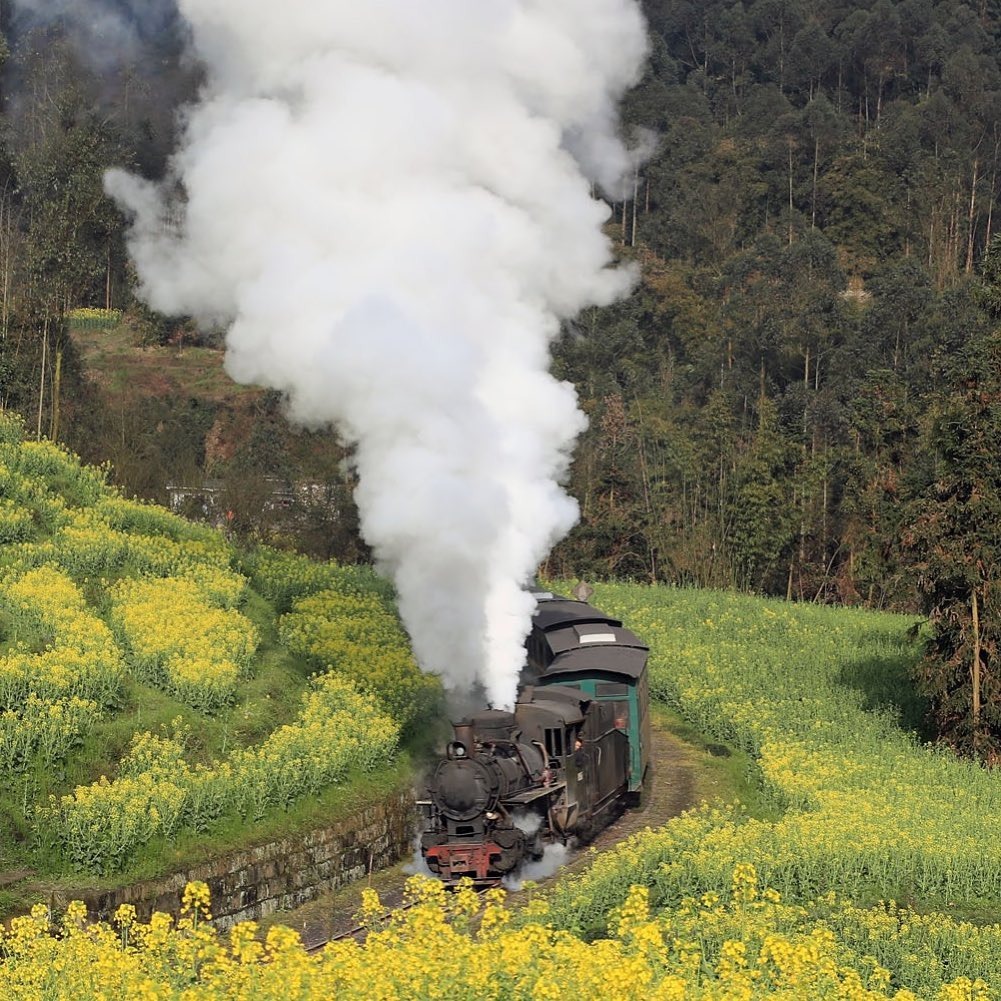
525,590,651,796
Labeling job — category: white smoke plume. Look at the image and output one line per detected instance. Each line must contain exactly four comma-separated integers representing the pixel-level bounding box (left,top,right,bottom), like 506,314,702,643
511,810,544,836
103,0,648,709
403,836,435,879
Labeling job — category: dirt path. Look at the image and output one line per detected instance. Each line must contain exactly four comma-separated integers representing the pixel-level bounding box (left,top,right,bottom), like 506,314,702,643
588,719,698,850
265,710,702,948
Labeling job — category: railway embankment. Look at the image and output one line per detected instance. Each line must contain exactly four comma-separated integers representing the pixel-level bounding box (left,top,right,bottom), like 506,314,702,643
46,789,416,931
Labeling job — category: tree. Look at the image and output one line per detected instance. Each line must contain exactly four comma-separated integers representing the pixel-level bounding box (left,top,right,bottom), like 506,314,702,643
0,33,134,439
788,21,837,100
863,257,934,373
901,251,1001,756
730,395,797,590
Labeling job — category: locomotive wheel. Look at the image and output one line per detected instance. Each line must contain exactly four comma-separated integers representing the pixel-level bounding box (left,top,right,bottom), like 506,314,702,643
493,849,519,873
528,833,544,861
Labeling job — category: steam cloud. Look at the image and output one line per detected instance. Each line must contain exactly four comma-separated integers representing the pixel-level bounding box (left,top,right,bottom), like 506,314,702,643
99,0,647,709
502,843,570,890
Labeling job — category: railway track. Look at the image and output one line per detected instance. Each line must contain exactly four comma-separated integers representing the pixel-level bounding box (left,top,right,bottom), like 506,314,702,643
303,896,420,952
302,886,491,953
277,711,698,953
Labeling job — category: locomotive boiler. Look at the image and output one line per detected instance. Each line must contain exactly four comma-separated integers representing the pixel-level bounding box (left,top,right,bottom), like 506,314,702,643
419,589,650,884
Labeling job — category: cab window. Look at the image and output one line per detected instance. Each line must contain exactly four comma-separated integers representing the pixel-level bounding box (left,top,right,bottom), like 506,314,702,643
544,727,565,758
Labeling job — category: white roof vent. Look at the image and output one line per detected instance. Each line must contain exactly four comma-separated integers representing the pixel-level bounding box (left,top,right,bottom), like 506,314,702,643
578,631,617,644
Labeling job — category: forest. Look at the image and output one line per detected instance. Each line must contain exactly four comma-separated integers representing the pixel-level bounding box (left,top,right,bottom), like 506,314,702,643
549,0,1001,755
0,0,1000,751
552,0,1001,609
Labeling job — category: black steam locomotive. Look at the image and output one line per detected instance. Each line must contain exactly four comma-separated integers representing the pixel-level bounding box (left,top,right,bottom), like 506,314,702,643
419,588,650,884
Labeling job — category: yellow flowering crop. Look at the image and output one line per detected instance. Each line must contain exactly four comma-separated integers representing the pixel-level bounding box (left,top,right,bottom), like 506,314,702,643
0,693,100,772
1,872,996,999
0,496,33,544
0,415,412,880
241,545,395,612
540,582,1001,994
0,565,125,709
109,576,257,711
67,306,122,325
49,672,398,871
279,588,441,729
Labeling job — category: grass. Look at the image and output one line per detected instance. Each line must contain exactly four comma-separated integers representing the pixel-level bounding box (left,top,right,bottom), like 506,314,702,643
69,321,261,405
651,702,784,824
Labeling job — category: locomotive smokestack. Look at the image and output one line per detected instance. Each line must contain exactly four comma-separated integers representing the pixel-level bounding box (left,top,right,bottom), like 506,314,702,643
453,721,475,751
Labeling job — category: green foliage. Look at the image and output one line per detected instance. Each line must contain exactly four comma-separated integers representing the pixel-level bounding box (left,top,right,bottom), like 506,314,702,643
279,588,443,733
978,234,1001,318
241,545,394,612
0,412,26,446
730,397,797,591
901,326,1001,757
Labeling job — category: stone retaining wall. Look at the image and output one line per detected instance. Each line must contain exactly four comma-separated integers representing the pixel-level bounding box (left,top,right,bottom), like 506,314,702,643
80,789,416,929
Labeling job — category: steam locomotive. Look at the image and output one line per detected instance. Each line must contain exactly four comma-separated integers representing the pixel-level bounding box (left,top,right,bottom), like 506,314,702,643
419,588,650,884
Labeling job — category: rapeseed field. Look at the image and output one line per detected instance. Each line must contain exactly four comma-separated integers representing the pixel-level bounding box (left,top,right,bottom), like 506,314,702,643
3,406,1001,996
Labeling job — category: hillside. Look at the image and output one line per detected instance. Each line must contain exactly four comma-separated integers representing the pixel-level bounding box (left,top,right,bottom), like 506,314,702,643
0,409,439,909
59,315,367,562
10,578,1001,997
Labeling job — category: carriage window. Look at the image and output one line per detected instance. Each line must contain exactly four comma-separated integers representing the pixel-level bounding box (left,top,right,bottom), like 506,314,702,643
596,682,629,697
544,727,565,758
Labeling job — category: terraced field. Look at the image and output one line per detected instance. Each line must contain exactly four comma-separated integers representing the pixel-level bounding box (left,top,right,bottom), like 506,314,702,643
0,411,439,909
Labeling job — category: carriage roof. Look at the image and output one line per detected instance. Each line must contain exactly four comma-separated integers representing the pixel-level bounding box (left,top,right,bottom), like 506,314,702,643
531,598,622,632
540,644,648,682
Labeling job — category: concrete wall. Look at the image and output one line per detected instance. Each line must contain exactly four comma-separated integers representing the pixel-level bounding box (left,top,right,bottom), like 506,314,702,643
80,789,416,929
